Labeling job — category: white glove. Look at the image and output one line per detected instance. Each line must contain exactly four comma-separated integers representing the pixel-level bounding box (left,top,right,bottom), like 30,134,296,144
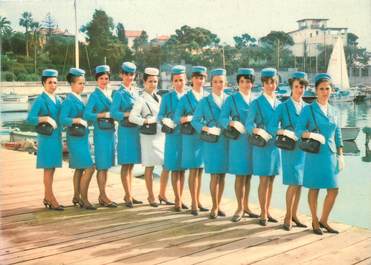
162,118,176,129
104,112,111,118
255,128,272,142
147,117,157,124
337,155,345,171
45,117,57,129
281,129,297,141
309,132,326,144
208,127,221,136
232,121,246,134
78,119,88,128
186,115,193,122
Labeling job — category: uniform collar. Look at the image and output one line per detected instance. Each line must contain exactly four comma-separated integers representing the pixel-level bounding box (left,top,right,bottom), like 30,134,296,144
71,92,83,102
263,92,276,107
212,92,224,108
239,91,251,104
44,90,56,104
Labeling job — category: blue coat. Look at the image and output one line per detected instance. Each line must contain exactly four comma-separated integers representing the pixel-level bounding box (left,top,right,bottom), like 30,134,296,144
192,93,229,174
174,90,204,169
219,92,253,176
59,93,93,169
27,92,63,169
110,85,141,165
245,94,281,176
83,88,115,170
158,90,183,171
295,101,343,189
267,98,306,185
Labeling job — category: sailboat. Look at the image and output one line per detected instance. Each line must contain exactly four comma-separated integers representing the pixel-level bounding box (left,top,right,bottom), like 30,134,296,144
327,37,355,103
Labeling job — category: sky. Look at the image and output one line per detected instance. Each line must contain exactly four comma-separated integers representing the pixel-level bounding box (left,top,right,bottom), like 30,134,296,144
1,0,371,50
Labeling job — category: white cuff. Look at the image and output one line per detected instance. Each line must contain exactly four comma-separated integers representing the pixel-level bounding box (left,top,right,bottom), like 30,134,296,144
255,128,272,141
104,112,111,118
232,121,245,134
162,118,176,129
281,129,297,141
309,132,325,144
208,127,221,136
79,119,88,128
46,117,57,129
147,117,157,124
186,115,193,122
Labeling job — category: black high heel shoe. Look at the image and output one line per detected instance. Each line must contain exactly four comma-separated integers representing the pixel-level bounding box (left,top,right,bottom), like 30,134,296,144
79,200,96,210
98,198,118,208
244,210,259,218
43,199,64,211
217,210,226,217
181,203,189,210
258,218,267,226
132,198,143,204
267,215,278,223
312,223,323,235
292,218,308,228
148,201,159,208
158,196,175,205
319,222,339,234
124,198,134,208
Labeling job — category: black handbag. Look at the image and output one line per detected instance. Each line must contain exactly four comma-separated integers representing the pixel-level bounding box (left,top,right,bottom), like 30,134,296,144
248,101,267,147
94,94,115,130
275,103,296,151
180,94,196,135
140,102,157,135
223,96,241,140
67,105,86,137
35,100,54,136
200,98,220,143
161,94,175,134
299,105,321,154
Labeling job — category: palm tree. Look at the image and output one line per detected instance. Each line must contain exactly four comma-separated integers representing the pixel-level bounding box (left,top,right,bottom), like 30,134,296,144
0,16,12,36
19,12,34,57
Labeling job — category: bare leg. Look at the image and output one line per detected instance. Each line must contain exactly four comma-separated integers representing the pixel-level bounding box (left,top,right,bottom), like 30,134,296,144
292,186,302,221
80,166,95,205
43,168,60,207
243,175,253,212
171,171,181,207
72,169,83,202
266,176,275,217
234,176,244,216
320,188,339,227
217,174,225,211
210,174,219,214
284,185,299,225
188,169,197,210
196,168,204,208
144,166,155,202
159,168,170,200
308,189,320,228
258,176,269,219
121,164,133,201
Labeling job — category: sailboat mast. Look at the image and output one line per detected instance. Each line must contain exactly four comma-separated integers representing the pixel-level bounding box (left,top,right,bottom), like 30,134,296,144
74,0,79,68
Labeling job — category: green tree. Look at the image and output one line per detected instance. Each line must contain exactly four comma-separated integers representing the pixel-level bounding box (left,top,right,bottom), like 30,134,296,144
233,33,256,49
116,22,128,45
133,31,149,51
260,31,294,69
42,12,56,38
19,12,34,57
0,16,12,37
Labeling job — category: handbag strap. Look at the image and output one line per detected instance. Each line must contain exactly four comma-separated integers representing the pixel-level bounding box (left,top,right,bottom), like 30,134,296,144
206,97,216,125
166,93,173,117
144,102,153,117
310,105,320,132
96,92,110,112
231,95,240,120
186,94,195,113
256,100,264,128
284,102,293,129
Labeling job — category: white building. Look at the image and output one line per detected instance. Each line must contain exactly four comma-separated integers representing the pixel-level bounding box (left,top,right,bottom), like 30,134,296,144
288,19,348,57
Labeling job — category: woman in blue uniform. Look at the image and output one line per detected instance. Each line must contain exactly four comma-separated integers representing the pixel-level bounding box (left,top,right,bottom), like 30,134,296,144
60,68,96,210
110,62,142,208
219,68,258,222
158,65,187,212
192,68,229,219
296,73,344,235
246,68,281,226
268,71,308,230
27,69,63,210
129,67,172,207
174,66,209,216
84,65,117,208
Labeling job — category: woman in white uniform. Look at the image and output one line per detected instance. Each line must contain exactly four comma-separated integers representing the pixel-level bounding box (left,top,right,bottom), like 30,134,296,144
129,67,172,207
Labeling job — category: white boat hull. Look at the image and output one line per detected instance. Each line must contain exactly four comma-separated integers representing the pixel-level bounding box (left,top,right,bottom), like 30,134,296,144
0,102,29,113
341,127,360,141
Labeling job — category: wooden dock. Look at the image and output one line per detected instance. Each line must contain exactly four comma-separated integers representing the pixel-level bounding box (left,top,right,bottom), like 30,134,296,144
0,148,370,265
